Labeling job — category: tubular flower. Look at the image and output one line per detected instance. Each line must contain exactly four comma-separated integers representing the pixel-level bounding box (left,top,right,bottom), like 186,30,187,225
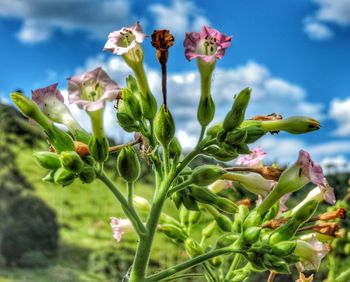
104,22,146,56
236,146,266,167
110,217,133,242
32,83,83,132
294,235,329,271
184,26,232,62
297,150,324,187
68,67,121,112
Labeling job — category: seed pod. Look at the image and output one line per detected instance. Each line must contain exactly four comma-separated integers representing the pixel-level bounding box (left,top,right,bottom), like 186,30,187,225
117,146,141,183
79,165,96,184
33,152,61,170
243,209,263,230
60,151,84,173
53,167,75,186
197,95,215,127
140,90,157,120
190,165,227,186
223,88,251,132
154,104,175,147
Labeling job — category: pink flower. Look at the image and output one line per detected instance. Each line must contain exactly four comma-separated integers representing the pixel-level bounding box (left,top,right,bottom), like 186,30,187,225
236,146,266,167
295,235,329,271
104,22,146,55
32,83,64,109
68,67,121,112
297,150,324,187
110,217,133,242
184,26,232,62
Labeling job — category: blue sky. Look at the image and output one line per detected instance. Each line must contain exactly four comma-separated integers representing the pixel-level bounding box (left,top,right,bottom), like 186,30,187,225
0,0,350,171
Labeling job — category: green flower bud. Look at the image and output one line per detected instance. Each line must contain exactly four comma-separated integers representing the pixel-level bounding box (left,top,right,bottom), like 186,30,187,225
244,126,266,143
182,193,200,211
204,146,238,162
243,209,263,229
159,224,187,243
243,227,262,245
225,129,248,144
79,165,96,184
190,186,218,205
53,167,75,186
89,136,109,163
33,152,61,170
214,214,232,232
168,137,182,159
197,95,215,127
263,253,290,274
189,210,202,225
180,206,190,226
223,88,251,132
293,200,319,222
202,221,217,239
126,75,139,95
215,197,238,214
117,146,141,182
133,195,151,212
271,241,297,257
122,88,142,121
190,165,226,186
206,122,223,138
154,104,175,147
45,124,76,153
60,151,84,173
263,116,320,134
215,233,239,248
117,111,140,132
140,90,157,120
42,170,55,183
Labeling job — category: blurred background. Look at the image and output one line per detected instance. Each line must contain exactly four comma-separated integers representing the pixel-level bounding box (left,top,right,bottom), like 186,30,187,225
0,0,350,281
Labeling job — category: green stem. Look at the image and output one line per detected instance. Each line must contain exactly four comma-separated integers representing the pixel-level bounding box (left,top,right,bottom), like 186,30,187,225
145,247,241,282
98,172,146,236
167,179,192,195
163,144,170,176
203,263,217,282
127,182,134,206
225,254,241,281
161,273,204,282
198,126,206,145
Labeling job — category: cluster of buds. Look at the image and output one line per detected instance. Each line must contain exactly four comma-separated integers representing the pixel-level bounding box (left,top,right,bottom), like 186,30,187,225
10,20,346,282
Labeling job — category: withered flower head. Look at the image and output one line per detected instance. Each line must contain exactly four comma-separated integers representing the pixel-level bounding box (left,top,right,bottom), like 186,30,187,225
318,208,347,221
312,222,340,237
151,30,175,65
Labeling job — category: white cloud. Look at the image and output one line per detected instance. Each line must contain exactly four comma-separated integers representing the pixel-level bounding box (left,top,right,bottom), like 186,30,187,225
329,97,350,136
320,155,350,174
0,0,132,43
303,21,333,40
149,0,211,36
304,0,350,40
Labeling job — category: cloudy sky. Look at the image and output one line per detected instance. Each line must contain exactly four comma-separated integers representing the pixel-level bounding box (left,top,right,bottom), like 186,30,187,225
1,0,350,170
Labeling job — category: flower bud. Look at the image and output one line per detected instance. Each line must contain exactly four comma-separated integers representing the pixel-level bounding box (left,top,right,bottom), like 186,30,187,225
223,88,251,132
209,256,223,268
140,90,158,120
215,233,239,248
33,152,61,170
182,193,200,211
47,125,76,153
168,137,182,159
208,180,232,194
243,227,261,245
117,146,141,182
190,165,226,186
89,136,109,162
133,195,151,212
190,186,218,205
117,111,140,132
159,224,187,243
42,171,55,183
204,146,238,162
121,88,142,121
202,221,217,239
126,75,138,94
53,167,75,186
244,126,266,143
206,122,223,138
214,213,232,232
225,129,248,144
60,151,84,173
79,165,96,183
188,210,202,225
154,104,175,147
215,197,238,214
271,241,297,257
197,95,215,127
243,209,263,229
277,116,320,134
180,206,190,226
185,238,203,257
263,253,290,274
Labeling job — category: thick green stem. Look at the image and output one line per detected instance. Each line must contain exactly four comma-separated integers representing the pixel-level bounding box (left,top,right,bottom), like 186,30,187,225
145,247,241,282
163,144,170,176
127,182,134,206
98,172,146,236
89,110,104,141
225,254,241,281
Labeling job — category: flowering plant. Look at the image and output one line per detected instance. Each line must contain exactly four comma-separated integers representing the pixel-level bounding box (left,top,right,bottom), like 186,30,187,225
10,22,347,282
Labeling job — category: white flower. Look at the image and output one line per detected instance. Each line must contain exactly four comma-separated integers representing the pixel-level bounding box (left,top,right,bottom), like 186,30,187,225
110,217,133,242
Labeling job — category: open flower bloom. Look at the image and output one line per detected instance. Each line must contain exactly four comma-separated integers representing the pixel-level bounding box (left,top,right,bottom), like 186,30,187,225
290,178,336,215
32,83,83,132
184,26,232,62
236,146,266,167
68,67,121,112
208,179,232,194
104,22,146,56
294,235,329,271
110,217,133,242
223,172,275,197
